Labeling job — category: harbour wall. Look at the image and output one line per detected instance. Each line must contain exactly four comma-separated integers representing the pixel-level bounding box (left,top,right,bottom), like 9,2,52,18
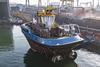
0,0,9,20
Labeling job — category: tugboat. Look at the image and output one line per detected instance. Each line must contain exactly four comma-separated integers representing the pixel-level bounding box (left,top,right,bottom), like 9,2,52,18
21,6,84,63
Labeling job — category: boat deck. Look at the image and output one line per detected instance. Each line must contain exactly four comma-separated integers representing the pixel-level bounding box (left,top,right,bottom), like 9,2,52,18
21,23,83,47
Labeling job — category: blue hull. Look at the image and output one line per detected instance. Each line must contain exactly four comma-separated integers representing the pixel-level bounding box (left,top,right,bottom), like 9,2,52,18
21,23,84,61
21,24,84,47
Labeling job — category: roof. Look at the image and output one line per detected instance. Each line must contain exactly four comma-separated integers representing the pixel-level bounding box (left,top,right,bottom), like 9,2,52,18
45,6,56,10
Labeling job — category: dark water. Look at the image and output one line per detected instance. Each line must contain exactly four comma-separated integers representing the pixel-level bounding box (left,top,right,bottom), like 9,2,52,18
0,25,100,67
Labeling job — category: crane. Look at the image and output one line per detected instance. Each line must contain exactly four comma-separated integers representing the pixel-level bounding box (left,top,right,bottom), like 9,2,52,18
60,0,74,6
26,0,30,7
38,0,50,7
38,0,42,7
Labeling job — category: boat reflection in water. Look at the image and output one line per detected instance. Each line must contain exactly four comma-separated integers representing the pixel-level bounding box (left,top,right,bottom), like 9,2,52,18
0,25,13,51
24,49,78,67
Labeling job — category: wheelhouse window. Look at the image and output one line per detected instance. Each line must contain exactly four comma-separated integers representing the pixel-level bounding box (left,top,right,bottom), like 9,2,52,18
40,15,55,29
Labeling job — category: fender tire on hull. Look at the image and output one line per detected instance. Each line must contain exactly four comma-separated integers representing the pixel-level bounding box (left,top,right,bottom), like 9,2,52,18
69,51,77,60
